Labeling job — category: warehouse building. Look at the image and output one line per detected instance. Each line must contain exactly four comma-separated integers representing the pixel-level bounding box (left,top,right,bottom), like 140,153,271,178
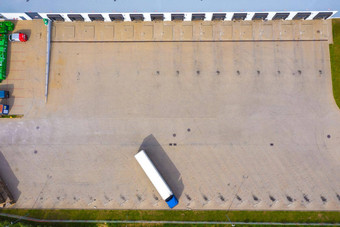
0,0,338,21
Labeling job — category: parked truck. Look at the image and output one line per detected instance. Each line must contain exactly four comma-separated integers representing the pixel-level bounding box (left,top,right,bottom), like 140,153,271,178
0,90,9,99
0,104,9,115
135,150,179,208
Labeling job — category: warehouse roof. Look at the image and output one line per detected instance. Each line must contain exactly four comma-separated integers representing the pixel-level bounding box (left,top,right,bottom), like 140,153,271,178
1,0,340,17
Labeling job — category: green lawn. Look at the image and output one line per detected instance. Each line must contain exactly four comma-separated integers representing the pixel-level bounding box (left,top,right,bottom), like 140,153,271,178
0,209,340,226
330,19,340,108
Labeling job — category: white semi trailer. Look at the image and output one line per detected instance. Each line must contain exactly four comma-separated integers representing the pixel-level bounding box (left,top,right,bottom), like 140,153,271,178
135,150,179,208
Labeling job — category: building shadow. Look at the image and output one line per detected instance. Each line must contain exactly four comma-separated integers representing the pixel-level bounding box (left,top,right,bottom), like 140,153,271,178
0,151,21,202
139,134,184,199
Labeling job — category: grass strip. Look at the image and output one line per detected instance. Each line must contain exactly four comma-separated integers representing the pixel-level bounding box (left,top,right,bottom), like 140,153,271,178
0,114,23,118
330,18,340,108
0,209,339,224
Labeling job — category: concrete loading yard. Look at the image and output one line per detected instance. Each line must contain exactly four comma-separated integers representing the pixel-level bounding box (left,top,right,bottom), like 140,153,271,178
0,18,339,211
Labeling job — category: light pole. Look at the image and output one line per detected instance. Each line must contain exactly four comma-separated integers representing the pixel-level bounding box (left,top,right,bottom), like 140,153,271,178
226,214,235,226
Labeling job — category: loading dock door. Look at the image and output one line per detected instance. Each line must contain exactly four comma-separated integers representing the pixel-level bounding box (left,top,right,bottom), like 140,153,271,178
25,12,42,19
192,14,205,21
212,13,226,21
232,13,247,20
47,14,65,21
293,12,311,20
130,14,144,21
313,12,333,20
88,14,104,21
171,14,184,21
109,14,124,21
151,14,164,21
252,13,268,20
68,14,84,21
272,13,289,20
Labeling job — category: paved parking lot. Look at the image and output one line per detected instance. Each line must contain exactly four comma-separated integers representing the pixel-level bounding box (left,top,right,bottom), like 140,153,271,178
0,20,339,210
0,21,46,116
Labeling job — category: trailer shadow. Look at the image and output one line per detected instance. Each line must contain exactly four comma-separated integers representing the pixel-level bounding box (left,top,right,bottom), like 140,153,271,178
0,151,21,202
139,134,184,200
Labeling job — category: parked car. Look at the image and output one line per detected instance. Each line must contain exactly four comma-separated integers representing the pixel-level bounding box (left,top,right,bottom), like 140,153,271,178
8,33,28,42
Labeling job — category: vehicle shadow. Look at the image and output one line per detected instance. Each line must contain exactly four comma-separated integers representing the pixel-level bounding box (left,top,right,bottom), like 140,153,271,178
0,151,21,202
14,29,31,41
139,134,184,199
